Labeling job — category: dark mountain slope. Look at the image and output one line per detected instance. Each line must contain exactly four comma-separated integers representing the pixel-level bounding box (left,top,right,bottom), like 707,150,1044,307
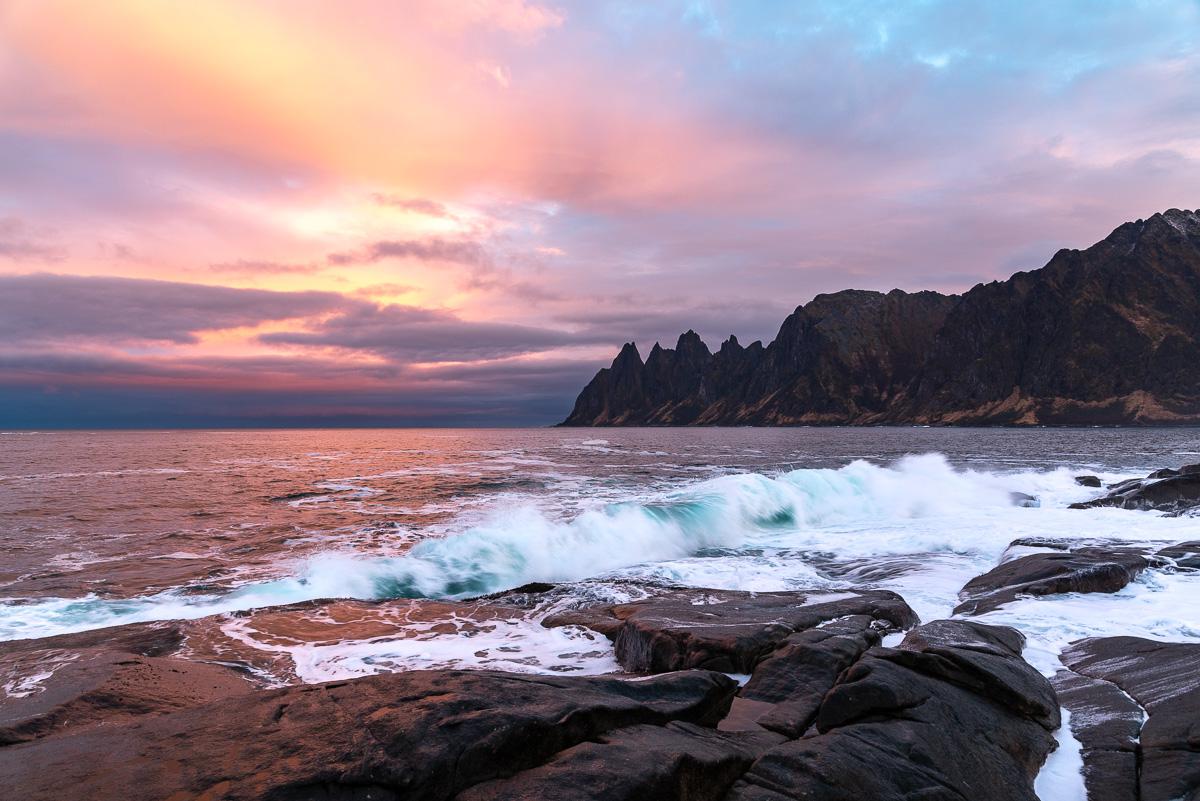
562,208,1200,426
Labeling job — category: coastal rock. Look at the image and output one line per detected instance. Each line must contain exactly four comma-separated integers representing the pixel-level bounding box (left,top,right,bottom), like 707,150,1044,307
0,622,251,745
954,547,1150,615
726,620,1059,801
1071,463,1200,515
1156,540,1200,568
544,588,918,673
0,669,739,801
1051,668,1143,801
738,615,880,738
1,594,1077,801
1061,636,1200,801
562,209,1200,426
1010,490,1040,507
1075,474,1103,487
458,723,781,801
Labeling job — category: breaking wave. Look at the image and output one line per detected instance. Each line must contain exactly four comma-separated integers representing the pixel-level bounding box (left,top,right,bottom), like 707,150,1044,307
0,454,1130,640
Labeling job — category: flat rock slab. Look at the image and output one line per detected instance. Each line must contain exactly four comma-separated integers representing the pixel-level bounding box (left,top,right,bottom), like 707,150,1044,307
955,547,1150,615
1061,636,1200,801
545,588,918,673
0,621,252,745
0,668,739,801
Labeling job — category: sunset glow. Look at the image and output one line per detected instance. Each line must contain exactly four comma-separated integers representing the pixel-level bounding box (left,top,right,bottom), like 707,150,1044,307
2,0,1198,425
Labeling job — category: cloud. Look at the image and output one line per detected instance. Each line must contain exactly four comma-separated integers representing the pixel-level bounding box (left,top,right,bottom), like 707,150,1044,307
0,273,577,368
369,195,454,218
559,297,797,350
0,350,592,427
326,238,492,267
0,274,347,345
261,303,574,362
208,259,321,275
415,0,565,39
351,283,418,299
1,0,1199,427
477,61,512,89
0,217,64,262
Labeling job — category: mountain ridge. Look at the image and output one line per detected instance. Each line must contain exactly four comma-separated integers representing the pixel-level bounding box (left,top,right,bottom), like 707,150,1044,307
561,208,1200,426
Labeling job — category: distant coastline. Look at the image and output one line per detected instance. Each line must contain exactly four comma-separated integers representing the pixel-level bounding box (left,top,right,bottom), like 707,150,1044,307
563,209,1200,427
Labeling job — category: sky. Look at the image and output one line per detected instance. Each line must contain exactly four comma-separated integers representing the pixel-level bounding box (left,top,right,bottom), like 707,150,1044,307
1,0,1198,427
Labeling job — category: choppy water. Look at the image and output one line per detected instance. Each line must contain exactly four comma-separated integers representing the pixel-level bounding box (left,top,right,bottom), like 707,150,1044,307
2,427,1200,686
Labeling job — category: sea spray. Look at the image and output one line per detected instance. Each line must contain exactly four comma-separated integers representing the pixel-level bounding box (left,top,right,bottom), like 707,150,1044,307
0,454,1178,641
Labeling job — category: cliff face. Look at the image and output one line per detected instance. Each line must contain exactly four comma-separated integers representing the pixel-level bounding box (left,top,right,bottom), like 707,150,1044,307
562,209,1200,426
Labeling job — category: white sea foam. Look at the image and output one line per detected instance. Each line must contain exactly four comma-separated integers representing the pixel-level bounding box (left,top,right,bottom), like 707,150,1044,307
1,454,1197,646
1035,707,1086,801
218,615,619,683
2,651,78,698
977,569,1200,669
2,669,58,698
0,467,188,483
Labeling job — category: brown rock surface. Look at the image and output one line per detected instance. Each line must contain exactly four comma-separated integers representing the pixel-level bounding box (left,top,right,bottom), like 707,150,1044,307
1,668,737,801
0,621,251,745
543,588,918,673
1061,636,1200,801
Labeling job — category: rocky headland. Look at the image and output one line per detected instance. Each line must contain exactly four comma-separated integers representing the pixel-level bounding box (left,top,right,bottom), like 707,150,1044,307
562,209,1200,426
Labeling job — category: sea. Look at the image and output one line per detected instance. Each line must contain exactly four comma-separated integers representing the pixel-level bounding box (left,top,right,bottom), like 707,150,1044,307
3,426,1200,690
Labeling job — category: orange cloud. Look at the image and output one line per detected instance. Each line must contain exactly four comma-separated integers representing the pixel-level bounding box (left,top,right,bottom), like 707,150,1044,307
1,0,767,209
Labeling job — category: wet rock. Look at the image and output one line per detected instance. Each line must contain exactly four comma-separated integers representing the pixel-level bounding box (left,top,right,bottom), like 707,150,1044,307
458,723,782,801
1010,491,1040,507
545,589,918,673
1052,669,1143,801
0,594,1086,801
1075,474,1103,487
0,622,252,745
0,669,738,801
1149,464,1200,480
1156,540,1200,569
0,620,188,658
483,581,558,598
738,616,879,738
885,619,1059,727
1006,536,1149,553
726,620,1059,801
1062,636,1200,801
1071,463,1200,515
954,548,1149,615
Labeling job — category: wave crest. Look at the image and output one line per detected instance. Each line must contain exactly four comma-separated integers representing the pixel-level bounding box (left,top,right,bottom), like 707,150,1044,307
0,454,1085,640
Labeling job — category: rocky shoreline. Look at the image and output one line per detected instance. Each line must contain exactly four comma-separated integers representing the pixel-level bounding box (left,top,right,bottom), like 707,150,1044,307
2,465,1200,800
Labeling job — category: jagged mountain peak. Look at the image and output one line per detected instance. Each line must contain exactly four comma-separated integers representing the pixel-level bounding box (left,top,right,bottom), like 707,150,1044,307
718,334,742,355
610,342,644,371
562,210,1200,427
